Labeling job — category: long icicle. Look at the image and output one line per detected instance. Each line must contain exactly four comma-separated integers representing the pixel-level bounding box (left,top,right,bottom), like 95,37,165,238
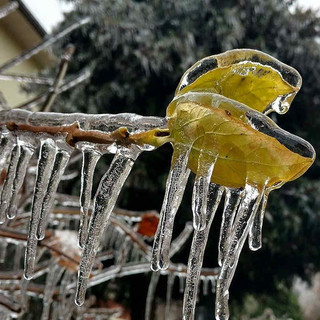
78,149,101,248
0,144,20,222
145,271,161,320
218,188,243,267
151,145,191,271
248,191,270,251
215,185,263,320
8,145,34,219
75,148,139,306
37,149,71,240
24,139,57,279
183,184,224,320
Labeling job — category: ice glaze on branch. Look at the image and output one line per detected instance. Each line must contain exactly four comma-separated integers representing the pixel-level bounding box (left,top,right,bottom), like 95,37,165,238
0,109,169,149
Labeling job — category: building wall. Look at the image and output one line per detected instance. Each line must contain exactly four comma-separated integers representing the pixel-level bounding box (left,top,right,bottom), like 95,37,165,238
0,23,42,107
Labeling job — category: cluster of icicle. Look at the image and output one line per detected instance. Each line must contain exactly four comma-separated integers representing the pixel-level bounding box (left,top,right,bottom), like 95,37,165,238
0,108,268,320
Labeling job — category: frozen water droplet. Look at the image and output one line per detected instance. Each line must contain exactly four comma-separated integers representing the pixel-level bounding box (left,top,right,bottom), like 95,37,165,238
183,184,223,320
37,149,71,240
151,146,191,271
75,148,139,306
79,149,101,248
24,139,57,280
218,188,243,267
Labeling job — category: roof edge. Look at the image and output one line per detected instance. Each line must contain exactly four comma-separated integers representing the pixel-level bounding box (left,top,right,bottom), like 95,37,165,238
15,0,47,37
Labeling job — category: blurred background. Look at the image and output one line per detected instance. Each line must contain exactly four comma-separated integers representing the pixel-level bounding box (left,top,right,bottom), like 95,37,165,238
0,0,320,319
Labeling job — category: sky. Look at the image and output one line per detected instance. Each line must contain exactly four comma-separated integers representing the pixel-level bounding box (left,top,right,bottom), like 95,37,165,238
22,0,73,33
22,0,320,34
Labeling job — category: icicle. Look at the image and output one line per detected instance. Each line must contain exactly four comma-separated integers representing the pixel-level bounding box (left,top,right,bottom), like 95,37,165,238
151,146,191,271
75,148,139,306
0,144,20,222
179,274,185,294
0,240,7,263
79,149,101,248
41,264,64,320
183,184,223,320
145,272,160,320
215,185,263,320
14,243,22,270
249,191,270,251
165,273,175,319
37,149,71,240
59,272,75,320
218,188,243,267
192,153,217,231
7,145,34,219
60,271,72,317
209,276,216,294
202,276,209,296
20,277,29,312
24,139,56,280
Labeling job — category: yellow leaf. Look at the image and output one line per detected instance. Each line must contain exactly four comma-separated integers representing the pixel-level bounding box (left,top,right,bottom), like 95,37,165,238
167,92,315,190
175,49,301,115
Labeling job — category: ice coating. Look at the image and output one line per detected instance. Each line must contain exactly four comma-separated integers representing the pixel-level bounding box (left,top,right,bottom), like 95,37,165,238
25,139,57,279
79,148,101,248
75,148,139,306
183,184,223,320
151,146,191,271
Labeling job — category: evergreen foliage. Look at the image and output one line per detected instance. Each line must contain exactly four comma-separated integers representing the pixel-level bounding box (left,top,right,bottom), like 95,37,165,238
48,0,320,317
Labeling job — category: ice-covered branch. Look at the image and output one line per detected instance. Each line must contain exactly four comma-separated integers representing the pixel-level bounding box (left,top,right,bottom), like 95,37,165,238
0,73,54,85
